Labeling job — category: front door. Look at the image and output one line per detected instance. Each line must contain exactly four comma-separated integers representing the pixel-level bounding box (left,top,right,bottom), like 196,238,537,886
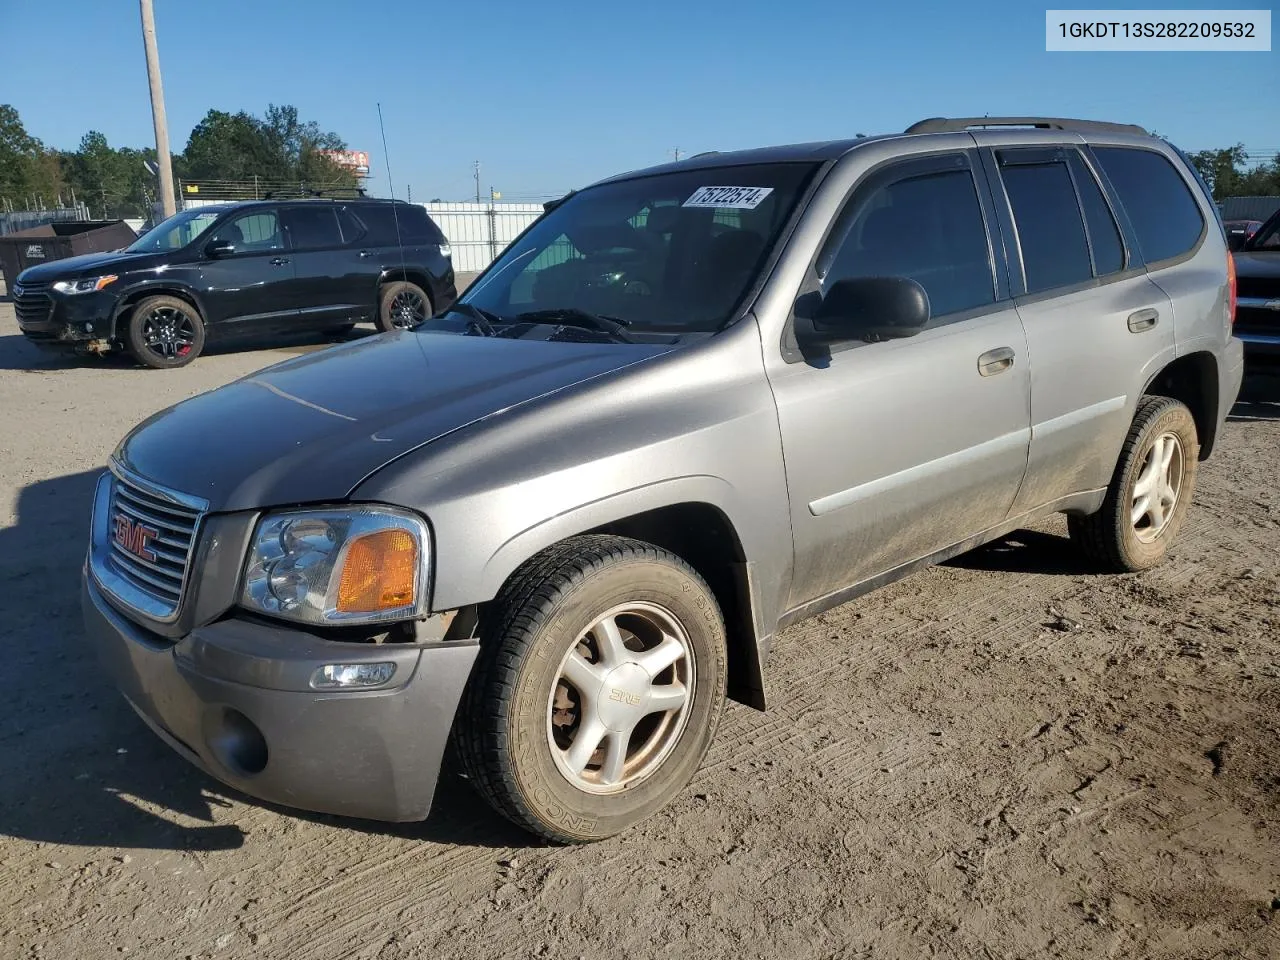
198,207,297,335
766,152,1032,610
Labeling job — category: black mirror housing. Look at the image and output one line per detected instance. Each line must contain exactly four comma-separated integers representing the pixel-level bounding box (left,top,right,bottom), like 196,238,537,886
205,239,236,259
802,276,930,346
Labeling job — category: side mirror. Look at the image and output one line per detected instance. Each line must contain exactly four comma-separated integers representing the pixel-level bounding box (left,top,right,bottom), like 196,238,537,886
1226,233,1247,252
800,276,930,346
205,239,236,259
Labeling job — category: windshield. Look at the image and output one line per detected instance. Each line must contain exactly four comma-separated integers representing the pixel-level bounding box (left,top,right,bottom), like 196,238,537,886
127,209,222,252
1246,210,1280,250
425,162,818,340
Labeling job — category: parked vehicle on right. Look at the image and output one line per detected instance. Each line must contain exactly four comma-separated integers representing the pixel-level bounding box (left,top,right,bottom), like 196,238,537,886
1224,218,1264,249
1232,207,1280,365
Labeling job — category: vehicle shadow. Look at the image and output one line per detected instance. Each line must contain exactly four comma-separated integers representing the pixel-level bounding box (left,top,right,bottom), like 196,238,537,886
0,468,527,852
945,529,1095,576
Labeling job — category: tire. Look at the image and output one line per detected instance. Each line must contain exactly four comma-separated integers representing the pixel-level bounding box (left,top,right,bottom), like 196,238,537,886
455,534,728,843
376,281,431,332
1068,395,1200,572
125,295,206,369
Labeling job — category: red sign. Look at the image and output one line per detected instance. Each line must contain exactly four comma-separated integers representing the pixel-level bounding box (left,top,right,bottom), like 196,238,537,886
318,150,370,175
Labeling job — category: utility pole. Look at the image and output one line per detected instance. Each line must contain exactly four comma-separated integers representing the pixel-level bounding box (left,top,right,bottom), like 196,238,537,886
139,0,176,218
474,160,481,203
672,147,681,162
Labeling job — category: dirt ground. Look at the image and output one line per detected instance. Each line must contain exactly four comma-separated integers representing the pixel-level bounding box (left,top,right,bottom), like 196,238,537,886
0,283,1276,960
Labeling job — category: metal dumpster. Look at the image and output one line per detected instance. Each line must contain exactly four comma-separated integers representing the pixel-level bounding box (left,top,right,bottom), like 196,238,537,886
0,220,138,284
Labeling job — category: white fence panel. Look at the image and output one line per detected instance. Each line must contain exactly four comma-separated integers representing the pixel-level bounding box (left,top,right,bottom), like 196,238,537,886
425,202,543,273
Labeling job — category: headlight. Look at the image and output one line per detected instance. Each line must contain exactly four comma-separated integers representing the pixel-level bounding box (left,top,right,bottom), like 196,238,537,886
53,275,118,295
241,507,430,626
438,242,452,259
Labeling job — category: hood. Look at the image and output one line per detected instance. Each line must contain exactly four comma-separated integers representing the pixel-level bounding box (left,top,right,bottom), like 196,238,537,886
17,249,167,283
1234,249,1280,280
115,330,669,512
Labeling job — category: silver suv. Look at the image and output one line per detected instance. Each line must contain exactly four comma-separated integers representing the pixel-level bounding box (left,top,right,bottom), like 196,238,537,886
83,116,1244,842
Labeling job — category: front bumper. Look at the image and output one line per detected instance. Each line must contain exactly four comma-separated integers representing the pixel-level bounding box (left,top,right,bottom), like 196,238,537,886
82,572,479,822
17,290,117,346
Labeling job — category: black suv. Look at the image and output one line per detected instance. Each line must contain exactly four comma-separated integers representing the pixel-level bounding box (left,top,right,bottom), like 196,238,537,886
1232,206,1280,366
11,198,456,368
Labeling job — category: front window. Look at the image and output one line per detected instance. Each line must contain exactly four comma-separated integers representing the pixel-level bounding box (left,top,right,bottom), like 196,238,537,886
426,163,817,341
127,209,221,252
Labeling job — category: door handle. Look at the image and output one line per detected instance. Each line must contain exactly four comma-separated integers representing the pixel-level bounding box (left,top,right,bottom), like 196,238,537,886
270,257,290,266
1127,308,1159,333
358,250,373,258
977,346,1015,377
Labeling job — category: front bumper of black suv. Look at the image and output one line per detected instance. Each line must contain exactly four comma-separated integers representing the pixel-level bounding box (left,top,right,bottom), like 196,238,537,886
14,282,118,347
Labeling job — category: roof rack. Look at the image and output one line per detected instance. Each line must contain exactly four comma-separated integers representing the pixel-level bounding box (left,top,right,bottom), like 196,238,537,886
905,116,1148,136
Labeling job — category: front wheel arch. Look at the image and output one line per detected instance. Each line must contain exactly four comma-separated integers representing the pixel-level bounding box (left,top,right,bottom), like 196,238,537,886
470,484,769,711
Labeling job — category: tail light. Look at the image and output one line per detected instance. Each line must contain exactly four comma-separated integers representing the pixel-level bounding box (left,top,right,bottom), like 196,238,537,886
1227,251,1237,326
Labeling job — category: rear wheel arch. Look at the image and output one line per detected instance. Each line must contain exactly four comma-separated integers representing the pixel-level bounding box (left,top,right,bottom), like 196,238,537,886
378,267,437,298
1141,351,1220,459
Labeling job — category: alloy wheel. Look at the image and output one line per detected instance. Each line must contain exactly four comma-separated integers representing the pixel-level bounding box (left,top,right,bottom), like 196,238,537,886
140,306,196,360
1131,431,1184,542
546,602,695,795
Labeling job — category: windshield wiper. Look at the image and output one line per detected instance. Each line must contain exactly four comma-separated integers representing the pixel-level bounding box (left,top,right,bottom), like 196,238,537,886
445,302,505,336
510,308,634,343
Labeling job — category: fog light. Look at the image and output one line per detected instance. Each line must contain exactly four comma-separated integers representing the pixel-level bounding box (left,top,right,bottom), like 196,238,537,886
311,662,396,689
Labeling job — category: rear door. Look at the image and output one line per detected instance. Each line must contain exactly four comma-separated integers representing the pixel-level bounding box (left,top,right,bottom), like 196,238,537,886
279,205,367,329
197,207,297,334
980,143,1178,513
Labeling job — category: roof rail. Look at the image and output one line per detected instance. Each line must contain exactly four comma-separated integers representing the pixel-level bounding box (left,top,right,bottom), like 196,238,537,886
688,151,720,159
905,116,1148,136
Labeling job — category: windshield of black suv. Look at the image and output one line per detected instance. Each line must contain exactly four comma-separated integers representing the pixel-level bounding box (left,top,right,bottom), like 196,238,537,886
127,209,222,252
423,162,818,341
1245,210,1280,251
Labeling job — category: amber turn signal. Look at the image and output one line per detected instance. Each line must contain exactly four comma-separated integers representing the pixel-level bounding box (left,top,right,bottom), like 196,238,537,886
336,529,418,613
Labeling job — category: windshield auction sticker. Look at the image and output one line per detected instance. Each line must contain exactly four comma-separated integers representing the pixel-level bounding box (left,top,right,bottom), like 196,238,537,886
1046,9,1271,50
683,186,774,209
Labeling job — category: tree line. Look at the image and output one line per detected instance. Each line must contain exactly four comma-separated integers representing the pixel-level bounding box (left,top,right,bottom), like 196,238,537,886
0,103,359,219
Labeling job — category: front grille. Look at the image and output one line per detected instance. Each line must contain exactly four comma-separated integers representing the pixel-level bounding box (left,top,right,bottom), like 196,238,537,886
13,282,53,327
1237,276,1279,301
105,470,204,619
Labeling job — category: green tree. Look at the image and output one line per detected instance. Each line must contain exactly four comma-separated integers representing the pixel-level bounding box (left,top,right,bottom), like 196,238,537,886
63,131,153,218
0,104,64,209
178,104,357,190
1188,144,1280,201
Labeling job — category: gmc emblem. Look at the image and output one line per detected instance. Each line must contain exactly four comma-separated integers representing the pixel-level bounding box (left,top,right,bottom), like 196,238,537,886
113,513,159,563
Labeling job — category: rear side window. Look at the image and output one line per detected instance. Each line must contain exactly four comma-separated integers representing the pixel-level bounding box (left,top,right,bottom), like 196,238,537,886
358,204,442,245
282,206,342,250
821,165,995,319
1093,147,1205,263
1068,154,1125,276
998,156,1093,294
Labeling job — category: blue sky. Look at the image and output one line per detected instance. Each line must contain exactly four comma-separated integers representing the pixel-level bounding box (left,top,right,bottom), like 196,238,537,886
2,0,1276,201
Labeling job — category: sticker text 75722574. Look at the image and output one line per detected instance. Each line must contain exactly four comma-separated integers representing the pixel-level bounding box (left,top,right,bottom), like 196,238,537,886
682,186,774,210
